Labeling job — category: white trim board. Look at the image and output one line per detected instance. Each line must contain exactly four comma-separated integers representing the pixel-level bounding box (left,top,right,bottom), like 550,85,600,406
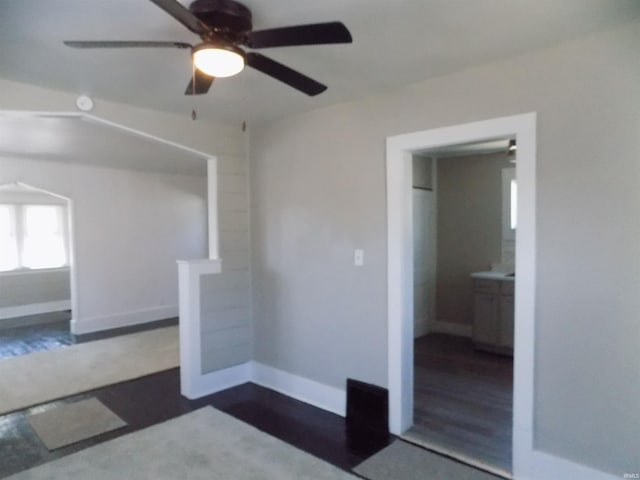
180,360,346,418
181,362,252,400
251,362,346,417
386,113,537,479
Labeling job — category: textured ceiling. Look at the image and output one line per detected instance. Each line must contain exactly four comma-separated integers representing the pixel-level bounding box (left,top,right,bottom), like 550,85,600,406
0,113,209,175
1,0,639,125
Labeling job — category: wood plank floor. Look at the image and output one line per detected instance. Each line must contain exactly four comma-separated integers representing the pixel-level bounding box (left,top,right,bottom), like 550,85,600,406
0,314,177,360
408,333,513,473
0,320,73,360
0,322,390,478
1,322,505,479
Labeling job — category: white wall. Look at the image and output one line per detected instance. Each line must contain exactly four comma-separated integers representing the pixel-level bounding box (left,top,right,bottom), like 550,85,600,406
0,189,71,320
250,20,640,476
0,78,249,335
0,156,207,333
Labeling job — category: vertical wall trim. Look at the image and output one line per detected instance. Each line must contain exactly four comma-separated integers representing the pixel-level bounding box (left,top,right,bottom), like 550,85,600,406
207,158,219,260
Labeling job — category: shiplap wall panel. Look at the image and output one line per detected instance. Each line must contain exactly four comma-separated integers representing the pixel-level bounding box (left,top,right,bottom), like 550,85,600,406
201,344,252,372
201,308,251,334
200,151,251,374
202,324,250,350
201,287,248,312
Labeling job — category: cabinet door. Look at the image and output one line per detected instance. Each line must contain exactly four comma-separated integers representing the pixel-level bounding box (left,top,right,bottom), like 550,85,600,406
473,293,498,344
500,294,514,348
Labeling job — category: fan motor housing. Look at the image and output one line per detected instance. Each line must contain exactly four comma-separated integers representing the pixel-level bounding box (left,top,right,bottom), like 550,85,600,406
189,0,253,34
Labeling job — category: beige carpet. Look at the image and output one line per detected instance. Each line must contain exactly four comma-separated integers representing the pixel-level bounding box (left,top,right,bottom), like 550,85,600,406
27,398,127,450
0,326,178,416
8,406,358,480
354,440,502,480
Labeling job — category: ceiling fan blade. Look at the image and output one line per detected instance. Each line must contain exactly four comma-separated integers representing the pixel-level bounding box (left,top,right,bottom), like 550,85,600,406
246,52,326,96
247,22,352,49
148,0,212,36
185,69,215,95
64,40,192,49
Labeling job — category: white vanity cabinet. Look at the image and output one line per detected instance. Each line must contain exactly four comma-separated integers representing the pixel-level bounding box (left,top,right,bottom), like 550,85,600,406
471,272,514,355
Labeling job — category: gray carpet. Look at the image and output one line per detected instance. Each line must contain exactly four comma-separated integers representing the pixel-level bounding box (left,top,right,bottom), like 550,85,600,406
27,398,127,450
354,440,502,480
0,326,178,415
8,406,358,479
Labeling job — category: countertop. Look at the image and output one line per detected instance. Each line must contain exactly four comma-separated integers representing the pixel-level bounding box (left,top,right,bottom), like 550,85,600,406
471,271,515,281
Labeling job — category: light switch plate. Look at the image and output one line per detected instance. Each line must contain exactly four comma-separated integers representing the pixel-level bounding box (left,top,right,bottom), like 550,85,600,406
354,249,364,266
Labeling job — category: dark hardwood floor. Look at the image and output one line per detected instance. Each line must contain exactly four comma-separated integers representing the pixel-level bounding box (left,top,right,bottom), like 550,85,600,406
0,313,177,360
0,320,73,360
0,322,507,479
0,320,389,479
408,333,513,473
0,369,388,478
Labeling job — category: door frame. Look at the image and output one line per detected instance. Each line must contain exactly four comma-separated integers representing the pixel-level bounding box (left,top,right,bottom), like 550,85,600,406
386,113,536,477
411,186,436,338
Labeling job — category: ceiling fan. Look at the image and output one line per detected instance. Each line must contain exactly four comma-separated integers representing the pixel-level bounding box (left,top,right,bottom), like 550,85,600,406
64,0,352,96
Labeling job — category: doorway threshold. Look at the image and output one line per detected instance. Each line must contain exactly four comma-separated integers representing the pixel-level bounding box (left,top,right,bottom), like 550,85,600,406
400,431,512,479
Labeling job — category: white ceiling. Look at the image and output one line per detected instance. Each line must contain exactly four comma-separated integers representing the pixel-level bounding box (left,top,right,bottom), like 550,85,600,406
0,113,209,175
1,0,639,125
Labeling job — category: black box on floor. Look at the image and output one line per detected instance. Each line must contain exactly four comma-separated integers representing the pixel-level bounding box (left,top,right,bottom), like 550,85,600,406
345,378,390,451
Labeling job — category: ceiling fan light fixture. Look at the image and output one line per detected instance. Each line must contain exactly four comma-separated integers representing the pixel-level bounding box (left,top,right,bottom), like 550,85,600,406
193,43,245,77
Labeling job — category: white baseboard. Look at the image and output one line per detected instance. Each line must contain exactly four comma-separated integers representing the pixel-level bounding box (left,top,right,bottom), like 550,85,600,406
70,304,178,335
525,450,619,480
181,362,252,400
181,360,346,417
0,300,71,320
251,362,346,417
428,319,472,337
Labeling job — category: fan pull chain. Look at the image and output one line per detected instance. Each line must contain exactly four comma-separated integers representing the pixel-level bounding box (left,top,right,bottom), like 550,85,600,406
191,60,197,120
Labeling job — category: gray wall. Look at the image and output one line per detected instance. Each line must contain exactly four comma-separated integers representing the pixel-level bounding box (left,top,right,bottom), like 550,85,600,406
0,76,249,335
0,269,70,309
0,158,209,333
0,189,71,319
200,271,251,373
250,21,640,475
435,152,511,326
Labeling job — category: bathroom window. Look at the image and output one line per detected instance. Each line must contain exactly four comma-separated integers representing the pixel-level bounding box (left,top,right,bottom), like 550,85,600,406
502,168,516,240
510,179,517,230
0,204,68,272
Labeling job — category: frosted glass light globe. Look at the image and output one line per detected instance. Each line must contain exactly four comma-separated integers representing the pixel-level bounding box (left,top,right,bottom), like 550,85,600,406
193,45,245,77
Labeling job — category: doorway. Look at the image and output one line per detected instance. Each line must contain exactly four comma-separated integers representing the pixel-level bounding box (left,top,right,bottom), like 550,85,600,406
386,113,537,479
409,141,516,476
0,182,75,358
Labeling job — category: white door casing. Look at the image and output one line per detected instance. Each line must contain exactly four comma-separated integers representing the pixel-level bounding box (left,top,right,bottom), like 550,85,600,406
386,113,536,478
